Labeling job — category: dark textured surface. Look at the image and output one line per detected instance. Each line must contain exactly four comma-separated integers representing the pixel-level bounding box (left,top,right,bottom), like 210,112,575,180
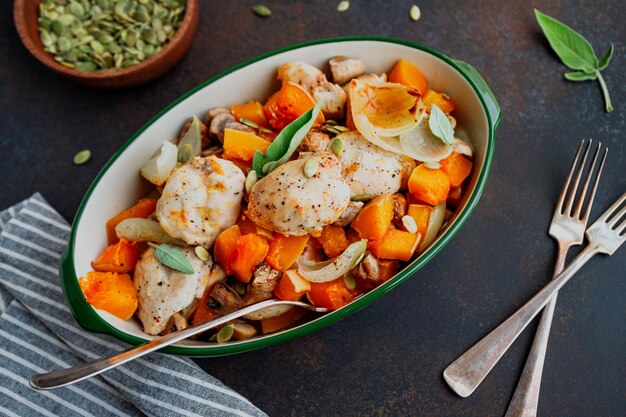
1,1,625,416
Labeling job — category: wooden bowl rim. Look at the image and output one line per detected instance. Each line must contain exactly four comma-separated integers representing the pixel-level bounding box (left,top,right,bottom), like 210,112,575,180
13,0,198,81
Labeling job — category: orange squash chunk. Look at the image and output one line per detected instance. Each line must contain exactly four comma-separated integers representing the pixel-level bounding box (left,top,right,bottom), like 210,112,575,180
407,204,432,237
388,59,429,96
368,229,420,261
230,234,269,283
439,152,473,188
351,194,394,240
447,186,463,208
78,271,138,320
378,260,400,284
408,164,450,206
317,225,350,258
91,238,138,273
106,198,158,244
260,306,307,334
231,101,269,128
214,225,241,274
273,270,311,301
266,234,309,271
422,89,456,114
307,278,358,310
222,128,272,162
263,82,324,130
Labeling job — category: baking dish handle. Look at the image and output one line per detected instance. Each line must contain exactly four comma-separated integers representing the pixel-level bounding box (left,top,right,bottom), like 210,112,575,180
451,59,501,131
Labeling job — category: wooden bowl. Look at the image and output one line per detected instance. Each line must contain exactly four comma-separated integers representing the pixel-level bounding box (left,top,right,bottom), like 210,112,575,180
13,0,199,88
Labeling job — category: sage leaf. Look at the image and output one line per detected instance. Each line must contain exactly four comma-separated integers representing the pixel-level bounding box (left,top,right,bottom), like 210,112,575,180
534,9,597,73
148,242,194,274
428,104,455,145
597,44,614,71
252,100,323,177
535,9,614,112
564,71,597,82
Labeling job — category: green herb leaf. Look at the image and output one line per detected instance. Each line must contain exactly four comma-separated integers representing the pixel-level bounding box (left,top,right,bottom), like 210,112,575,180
564,71,597,82
534,9,597,73
597,44,614,70
252,100,323,176
148,242,194,274
535,9,614,113
428,104,455,145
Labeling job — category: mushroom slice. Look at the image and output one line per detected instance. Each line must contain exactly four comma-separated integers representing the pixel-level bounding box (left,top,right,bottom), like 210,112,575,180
231,320,258,340
204,107,230,126
209,112,236,143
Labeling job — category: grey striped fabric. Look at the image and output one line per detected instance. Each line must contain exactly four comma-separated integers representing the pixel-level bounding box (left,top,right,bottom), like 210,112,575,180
0,193,267,417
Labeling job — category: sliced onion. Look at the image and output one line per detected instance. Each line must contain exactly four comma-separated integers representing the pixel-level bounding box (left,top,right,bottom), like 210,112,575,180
298,239,367,283
453,137,474,158
177,116,203,157
352,113,405,155
140,141,178,186
399,120,454,163
115,218,187,246
417,202,446,253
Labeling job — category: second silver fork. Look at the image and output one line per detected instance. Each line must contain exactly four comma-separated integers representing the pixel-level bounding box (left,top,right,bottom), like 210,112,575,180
505,140,607,416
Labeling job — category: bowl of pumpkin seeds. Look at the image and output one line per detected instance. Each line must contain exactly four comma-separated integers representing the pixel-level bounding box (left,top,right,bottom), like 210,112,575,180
14,0,199,88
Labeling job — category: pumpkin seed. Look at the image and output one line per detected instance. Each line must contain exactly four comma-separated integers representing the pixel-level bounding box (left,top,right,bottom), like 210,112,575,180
37,0,186,72
424,161,441,169
325,126,342,135
245,170,258,194
337,1,350,12
73,149,91,165
330,137,344,156
194,246,210,262
333,125,349,132
351,194,372,202
409,4,421,21
177,144,194,164
304,158,319,178
208,333,218,342
259,127,272,134
240,117,259,129
343,273,356,290
401,215,418,234
232,281,246,296
252,5,271,17
216,324,235,343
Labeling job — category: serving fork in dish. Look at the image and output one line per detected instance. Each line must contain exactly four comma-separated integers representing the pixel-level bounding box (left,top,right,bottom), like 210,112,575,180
444,148,625,398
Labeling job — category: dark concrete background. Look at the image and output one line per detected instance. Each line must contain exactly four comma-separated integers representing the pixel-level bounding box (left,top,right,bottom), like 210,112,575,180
1,1,624,416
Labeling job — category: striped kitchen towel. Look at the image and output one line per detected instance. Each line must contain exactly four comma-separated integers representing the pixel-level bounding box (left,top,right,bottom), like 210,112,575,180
0,193,268,417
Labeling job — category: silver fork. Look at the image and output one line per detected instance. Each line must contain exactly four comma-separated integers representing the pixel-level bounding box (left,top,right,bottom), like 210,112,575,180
505,140,607,416
443,191,625,398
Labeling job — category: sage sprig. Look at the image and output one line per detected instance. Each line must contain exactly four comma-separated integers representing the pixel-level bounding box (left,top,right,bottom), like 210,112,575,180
428,104,455,145
148,242,194,274
252,100,323,177
535,9,614,112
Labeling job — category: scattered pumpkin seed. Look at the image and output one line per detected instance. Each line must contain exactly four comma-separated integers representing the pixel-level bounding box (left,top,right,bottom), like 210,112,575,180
424,161,441,169
259,127,272,134
245,170,258,194
216,324,235,343
303,158,319,178
194,246,210,262
409,4,421,21
325,120,337,125
240,117,260,129
73,149,91,165
177,143,194,164
232,281,247,296
351,252,365,269
402,215,418,234
333,125,349,132
336,1,349,12
208,333,218,342
351,194,372,202
343,273,356,290
325,126,342,135
252,5,271,17
330,137,344,156
37,0,186,72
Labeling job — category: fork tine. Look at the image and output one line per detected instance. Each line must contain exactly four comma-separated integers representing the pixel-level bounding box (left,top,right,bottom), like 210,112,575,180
574,143,607,220
556,140,586,214
564,140,591,215
596,192,626,222
607,203,626,228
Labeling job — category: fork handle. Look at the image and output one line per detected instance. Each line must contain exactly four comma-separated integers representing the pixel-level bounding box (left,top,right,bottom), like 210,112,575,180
504,244,568,417
443,244,599,397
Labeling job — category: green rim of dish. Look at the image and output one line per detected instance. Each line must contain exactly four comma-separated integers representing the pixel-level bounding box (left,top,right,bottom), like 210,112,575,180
60,36,500,357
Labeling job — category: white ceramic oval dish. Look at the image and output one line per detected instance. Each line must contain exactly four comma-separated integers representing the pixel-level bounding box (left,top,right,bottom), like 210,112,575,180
60,37,500,356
